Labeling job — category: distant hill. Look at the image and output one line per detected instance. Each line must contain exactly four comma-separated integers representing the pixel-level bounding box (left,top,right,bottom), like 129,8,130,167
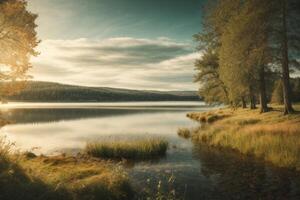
6,81,201,102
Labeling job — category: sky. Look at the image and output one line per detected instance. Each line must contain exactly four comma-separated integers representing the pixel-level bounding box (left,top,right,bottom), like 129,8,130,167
27,0,205,91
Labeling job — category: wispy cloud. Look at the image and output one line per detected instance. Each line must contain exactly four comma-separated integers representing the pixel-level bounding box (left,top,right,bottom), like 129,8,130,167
30,37,200,90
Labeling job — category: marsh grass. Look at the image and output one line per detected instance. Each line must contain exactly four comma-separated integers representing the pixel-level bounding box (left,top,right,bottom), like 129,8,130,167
0,132,134,200
20,155,134,200
177,128,191,138
187,111,230,123
86,139,168,160
190,105,300,170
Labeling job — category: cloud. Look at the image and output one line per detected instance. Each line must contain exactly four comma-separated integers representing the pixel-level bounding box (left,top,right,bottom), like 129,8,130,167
30,37,200,90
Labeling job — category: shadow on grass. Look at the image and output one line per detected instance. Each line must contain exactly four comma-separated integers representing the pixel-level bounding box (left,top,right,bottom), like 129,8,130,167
0,157,70,200
0,155,135,200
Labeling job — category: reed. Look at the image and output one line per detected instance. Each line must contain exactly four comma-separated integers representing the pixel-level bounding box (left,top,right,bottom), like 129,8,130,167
85,139,168,160
177,127,191,138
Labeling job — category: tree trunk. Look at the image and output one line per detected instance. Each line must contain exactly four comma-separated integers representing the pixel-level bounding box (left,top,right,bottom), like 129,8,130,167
259,66,269,113
250,96,256,109
281,0,294,114
241,97,247,108
249,86,256,109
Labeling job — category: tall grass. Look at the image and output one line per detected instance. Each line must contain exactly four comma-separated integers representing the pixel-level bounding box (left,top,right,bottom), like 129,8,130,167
0,133,134,200
177,127,191,138
190,105,300,170
85,139,168,159
20,155,134,200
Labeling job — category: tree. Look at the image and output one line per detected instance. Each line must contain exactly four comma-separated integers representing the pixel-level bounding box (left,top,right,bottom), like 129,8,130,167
269,0,300,114
193,1,231,105
216,0,272,111
0,0,39,101
271,79,284,104
194,0,299,114
194,49,229,104
291,78,300,102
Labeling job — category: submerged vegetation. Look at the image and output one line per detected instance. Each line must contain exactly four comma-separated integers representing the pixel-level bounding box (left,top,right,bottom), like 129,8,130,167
189,105,300,171
86,139,168,160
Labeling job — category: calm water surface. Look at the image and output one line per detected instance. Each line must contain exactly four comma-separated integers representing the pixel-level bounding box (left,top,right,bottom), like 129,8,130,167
0,102,299,200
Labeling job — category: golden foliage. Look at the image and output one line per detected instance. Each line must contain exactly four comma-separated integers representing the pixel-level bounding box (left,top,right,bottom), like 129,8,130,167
0,0,39,98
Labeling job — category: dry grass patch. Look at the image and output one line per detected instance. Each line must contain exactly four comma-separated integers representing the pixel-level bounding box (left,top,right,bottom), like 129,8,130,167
191,105,300,170
177,127,192,138
187,111,231,123
19,155,133,200
0,133,133,200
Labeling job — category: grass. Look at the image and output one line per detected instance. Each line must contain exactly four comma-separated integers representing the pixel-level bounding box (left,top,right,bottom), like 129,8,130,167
0,135,134,200
85,139,168,160
177,127,192,138
19,155,133,200
187,111,231,123
189,104,300,171
0,119,168,200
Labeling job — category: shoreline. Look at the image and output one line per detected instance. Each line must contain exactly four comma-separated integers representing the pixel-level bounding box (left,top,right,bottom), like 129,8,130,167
186,104,300,171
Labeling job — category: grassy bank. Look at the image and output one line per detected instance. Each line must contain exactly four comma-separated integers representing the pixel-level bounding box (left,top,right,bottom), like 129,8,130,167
188,104,300,171
86,139,168,160
0,138,133,200
177,128,192,138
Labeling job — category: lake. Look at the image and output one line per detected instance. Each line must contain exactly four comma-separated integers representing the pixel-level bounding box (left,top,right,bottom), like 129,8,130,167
0,102,299,200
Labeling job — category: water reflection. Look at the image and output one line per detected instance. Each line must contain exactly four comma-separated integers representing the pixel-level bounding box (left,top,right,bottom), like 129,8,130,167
1,108,171,124
0,105,199,154
193,144,300,200
0,103,299,200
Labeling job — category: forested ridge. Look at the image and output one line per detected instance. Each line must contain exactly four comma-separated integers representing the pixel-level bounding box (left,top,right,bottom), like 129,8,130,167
3,81,200,102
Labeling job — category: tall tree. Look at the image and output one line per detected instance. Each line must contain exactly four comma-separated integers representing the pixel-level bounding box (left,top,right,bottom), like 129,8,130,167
0,0,39,101
217,0,272,111
271,79,284,104
194,1,230,105
270,0,300,114
194,0,299,114
194,49,229,104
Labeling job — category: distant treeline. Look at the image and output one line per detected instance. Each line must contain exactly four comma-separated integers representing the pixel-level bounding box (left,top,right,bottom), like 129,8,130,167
4,81,200,102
